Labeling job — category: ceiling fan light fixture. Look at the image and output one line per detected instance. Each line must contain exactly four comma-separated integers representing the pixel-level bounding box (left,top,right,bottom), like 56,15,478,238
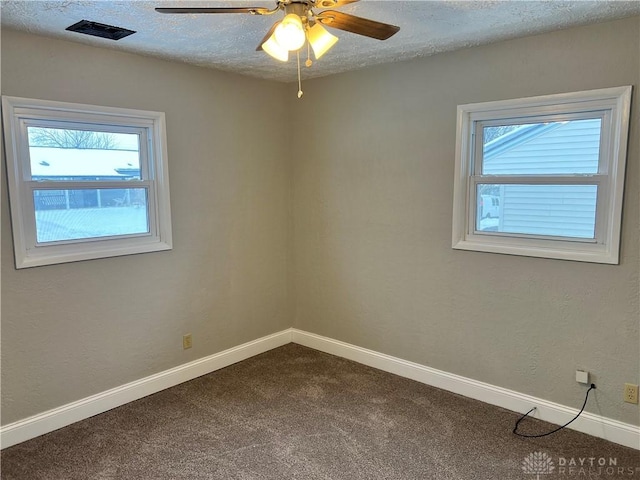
262,29,289,61
274,13,306,51
307,23,338,59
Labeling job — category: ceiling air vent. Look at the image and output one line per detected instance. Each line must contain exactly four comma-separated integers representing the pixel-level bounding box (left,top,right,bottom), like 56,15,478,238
66,20,136,41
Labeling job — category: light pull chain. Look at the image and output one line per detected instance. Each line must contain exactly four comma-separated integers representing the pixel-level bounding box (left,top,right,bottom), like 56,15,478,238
296,50,303,98
306,40,313,68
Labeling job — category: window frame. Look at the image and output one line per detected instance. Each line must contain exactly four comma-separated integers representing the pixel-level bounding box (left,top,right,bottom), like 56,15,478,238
452,86,632,264
2,96,173,268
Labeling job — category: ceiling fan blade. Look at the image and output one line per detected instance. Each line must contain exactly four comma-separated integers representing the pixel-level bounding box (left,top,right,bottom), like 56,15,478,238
317,10,399,40
256,22,279,51
315,0,359,8
155,7,271,15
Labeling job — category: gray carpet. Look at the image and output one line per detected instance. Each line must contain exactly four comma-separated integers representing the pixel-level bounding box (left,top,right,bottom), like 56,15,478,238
1,344,638,479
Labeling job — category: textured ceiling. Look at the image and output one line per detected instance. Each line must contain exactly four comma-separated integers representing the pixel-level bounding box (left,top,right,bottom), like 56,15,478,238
2,1,640,83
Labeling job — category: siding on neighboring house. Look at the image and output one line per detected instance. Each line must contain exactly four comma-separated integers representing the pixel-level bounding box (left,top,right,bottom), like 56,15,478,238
27,147,143,211
29,146,139,179
483,118,601,238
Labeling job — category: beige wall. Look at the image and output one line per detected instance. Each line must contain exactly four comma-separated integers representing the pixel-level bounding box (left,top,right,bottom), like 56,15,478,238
2,16,639,429
291,17,640,425
1,29,291,424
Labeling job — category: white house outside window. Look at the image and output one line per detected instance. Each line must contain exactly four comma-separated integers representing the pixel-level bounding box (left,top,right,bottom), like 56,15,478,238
2,96,173,268
452,86,632,264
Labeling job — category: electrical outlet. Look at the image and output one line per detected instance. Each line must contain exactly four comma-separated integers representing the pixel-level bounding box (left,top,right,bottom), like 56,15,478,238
183,333,192,350
624,384,638,404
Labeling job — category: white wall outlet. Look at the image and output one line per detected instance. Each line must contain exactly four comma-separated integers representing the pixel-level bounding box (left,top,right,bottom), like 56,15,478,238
575,370,589,384
624,384,638,404
183,333,192,350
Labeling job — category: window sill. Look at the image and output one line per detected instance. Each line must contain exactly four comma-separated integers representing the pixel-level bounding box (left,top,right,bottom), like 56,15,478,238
452,237,618,264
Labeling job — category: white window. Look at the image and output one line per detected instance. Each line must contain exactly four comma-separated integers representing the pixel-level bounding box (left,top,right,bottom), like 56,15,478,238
2,96,173,268
452,86,632,264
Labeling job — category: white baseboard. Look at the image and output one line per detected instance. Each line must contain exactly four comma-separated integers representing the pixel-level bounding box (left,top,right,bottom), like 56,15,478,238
3,327,638,451
0,329,293,449
291,329,640,450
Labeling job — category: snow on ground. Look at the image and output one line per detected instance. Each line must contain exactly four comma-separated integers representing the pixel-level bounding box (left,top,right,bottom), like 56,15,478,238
36,207,148,243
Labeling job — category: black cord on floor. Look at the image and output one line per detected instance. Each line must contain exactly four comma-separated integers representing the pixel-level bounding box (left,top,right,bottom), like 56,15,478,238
513,383,596,438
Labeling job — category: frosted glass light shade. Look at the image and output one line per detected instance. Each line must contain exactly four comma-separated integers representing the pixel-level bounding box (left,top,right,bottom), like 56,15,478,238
274,14,306,51
307,23,338,59
262,31,289,62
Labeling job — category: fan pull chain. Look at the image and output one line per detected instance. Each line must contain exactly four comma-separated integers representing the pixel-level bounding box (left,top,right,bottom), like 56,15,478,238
305,40,313,68
297,51,303,98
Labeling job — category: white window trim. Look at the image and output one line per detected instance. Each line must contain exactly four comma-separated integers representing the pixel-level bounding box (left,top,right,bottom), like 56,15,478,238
452,86,632,264
2,96,173,268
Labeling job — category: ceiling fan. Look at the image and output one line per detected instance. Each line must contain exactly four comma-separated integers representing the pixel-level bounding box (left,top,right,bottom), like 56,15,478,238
156,0,400,96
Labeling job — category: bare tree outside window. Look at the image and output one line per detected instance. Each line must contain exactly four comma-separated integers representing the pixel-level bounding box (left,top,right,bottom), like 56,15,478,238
479,125,520,196
28,127,119,149
483,124,520,143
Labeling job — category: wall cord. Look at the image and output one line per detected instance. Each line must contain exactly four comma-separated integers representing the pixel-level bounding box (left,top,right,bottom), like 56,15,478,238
513,383,596,438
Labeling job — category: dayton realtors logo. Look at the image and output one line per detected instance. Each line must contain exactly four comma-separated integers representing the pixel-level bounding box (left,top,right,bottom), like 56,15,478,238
522,452,555,479
557,457,639,477
521,453,640,478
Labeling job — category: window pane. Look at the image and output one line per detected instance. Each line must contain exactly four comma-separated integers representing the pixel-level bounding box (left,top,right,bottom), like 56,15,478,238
34,188,149,243
476,184,597,239
28,127,141,181
482,118,601,175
